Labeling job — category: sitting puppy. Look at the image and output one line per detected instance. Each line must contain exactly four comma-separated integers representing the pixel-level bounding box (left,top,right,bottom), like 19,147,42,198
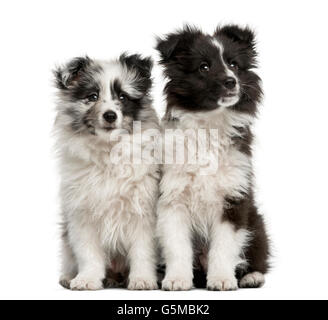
156,25,270,291
54,54,160,290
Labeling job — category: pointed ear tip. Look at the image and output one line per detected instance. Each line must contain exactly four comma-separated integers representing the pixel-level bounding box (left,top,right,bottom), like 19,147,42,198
155,37,166,51
144,57,154,70
53,65,63,79
52,68,66,89
244,28,256,43
219,24,256,43
155,35,163,43
121,53,154,74
243,24,255,33
119,52,128,59
137,54,154,69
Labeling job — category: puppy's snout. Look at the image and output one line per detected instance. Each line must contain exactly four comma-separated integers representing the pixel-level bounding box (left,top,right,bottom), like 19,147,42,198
103,110,117,123
224,77,236,90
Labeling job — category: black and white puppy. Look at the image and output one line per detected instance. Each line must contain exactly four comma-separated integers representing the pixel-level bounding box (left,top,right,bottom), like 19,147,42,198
156,25,270,291
54,54,160,290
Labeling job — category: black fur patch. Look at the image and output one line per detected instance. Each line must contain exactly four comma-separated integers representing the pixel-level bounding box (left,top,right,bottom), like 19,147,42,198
110,78,144,120
223,192,270,276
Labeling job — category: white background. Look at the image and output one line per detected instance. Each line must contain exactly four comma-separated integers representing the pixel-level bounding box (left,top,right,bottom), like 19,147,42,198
0,0,327,300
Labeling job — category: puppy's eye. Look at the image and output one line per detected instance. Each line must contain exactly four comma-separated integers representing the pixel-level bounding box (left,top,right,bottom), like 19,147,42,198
119,93,126,101
199,62,210,72
87,93,98,102
229,61,238,69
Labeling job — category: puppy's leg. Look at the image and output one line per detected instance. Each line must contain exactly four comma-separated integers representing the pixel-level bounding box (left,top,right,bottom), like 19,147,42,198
238,206,269,288
207,221,249,291
68,218,105,290
59,237,77,289
158,204,193,291
127,222,158,290
223,197,269,288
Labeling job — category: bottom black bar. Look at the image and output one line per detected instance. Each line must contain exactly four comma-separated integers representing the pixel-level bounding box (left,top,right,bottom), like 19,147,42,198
0,300,326,318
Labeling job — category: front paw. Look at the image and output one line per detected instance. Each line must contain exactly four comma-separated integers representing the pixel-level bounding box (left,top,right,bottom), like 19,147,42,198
207,276,238,291
70,274,103,291
128,277,158,290
162,277,193,291
59,275,73,289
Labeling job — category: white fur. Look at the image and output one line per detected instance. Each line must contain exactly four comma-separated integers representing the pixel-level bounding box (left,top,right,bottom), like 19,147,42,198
211,38,241,108
207,222,250,291
158,106,253,290
55,58,160,290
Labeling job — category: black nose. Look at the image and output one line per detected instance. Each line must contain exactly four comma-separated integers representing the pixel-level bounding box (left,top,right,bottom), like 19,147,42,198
224,77,236,89
103,111,117,123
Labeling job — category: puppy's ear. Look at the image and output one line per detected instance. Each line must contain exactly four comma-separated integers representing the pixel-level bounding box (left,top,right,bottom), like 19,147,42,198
54,56,91,90
156,25,202,63
216,25,255,47
119,53,153,79
156,34,180,62
120,53,153,94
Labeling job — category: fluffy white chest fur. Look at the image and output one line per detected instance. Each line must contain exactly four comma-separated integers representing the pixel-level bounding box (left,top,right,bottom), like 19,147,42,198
58,130,159,255
159,108,253,235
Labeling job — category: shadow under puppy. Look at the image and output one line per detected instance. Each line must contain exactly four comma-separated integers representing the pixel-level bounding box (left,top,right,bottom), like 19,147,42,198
156,25,270,291
54,54,160,290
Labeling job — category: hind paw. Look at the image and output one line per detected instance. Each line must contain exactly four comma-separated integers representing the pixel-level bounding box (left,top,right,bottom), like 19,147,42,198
239,272,265,288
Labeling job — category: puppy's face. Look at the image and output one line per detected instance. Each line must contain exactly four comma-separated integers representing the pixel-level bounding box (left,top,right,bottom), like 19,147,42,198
156,25,261,112
54,54,153,137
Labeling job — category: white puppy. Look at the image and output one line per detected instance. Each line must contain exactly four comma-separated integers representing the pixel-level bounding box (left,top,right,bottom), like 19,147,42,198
53,54,160,290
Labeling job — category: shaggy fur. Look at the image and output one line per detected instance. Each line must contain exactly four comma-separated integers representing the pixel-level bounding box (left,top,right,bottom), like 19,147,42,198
54,54,160,290
156,25,270,291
